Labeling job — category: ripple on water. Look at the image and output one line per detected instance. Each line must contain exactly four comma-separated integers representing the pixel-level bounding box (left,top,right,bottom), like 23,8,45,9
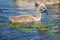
0,0,60,40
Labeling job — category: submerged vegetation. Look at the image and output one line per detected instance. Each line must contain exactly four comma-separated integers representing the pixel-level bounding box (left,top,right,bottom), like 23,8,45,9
7,22,34,33
0,23,6,26
49,32,60,36
31,24,51,30
7,22,26,28
0,21,60,36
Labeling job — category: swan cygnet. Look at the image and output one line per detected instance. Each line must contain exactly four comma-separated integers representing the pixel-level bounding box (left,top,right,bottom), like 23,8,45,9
9,4,47,23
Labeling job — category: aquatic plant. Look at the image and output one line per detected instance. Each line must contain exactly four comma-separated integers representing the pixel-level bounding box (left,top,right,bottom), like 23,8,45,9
31,24,51,31
31,21,57,31
0,23,6,26
7,22,34,33
47,21,57,25
7,22,26,28
49,32,60,36
0,21,59,34
18,28,34,33
36,25,51,30
14,27,34,33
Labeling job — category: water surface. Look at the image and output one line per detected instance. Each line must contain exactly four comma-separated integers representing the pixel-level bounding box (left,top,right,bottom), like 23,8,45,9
0,0,60,40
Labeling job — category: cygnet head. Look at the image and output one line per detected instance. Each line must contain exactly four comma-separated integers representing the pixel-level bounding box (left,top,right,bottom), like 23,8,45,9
35,3,48,14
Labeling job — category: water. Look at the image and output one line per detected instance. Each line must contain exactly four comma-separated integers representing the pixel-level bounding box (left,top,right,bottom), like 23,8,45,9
0,0,60,40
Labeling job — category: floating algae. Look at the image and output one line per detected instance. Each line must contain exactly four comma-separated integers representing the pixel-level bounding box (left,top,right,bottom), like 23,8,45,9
8,22,34,33
0,21,60,34
49,32,60,36
0,23,6,26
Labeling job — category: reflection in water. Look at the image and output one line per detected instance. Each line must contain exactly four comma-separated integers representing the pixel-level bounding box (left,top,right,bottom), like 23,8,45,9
0,8,3,13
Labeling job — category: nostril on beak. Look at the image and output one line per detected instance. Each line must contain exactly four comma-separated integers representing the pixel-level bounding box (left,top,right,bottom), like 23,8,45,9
43,10,48,14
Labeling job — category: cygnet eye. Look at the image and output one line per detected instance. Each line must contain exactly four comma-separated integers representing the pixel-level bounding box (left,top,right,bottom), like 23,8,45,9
35,3,39,7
